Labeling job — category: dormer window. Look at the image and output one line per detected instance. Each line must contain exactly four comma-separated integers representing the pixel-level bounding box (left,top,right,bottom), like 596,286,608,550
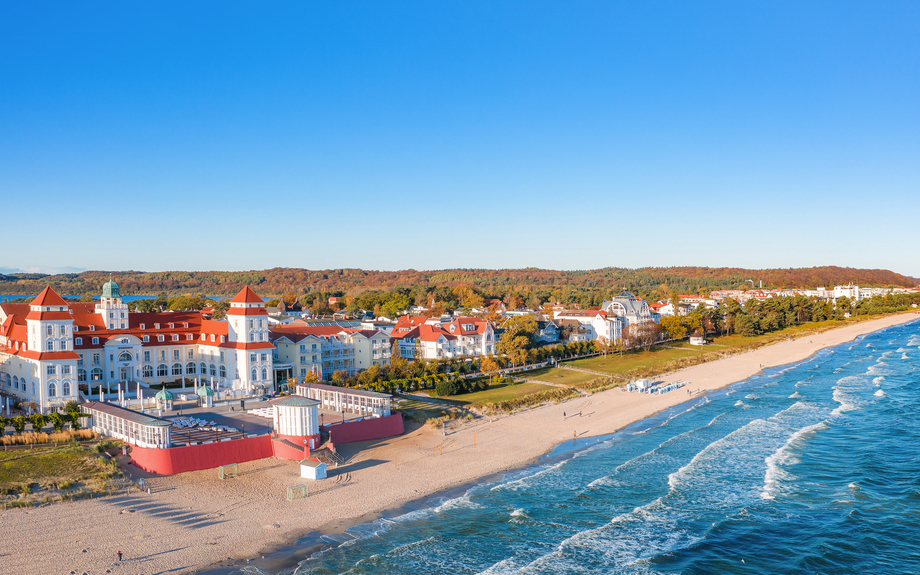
158,335,165,342
143,335,149,342
140,323,145,330
90,325,95,331
155,323,160,329
76,337,82,345
73,325,78,332
219,336,225,343
210,334,216,342
449,325,456,332
186,334,193,340
172,334,179,341
169,323,174,329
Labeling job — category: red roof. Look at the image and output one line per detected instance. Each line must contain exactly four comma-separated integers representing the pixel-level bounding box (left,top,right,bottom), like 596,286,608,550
230,286,264,304
30,286,69,307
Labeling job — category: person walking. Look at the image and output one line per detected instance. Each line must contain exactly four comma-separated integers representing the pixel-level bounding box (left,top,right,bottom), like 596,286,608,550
117,550,123,562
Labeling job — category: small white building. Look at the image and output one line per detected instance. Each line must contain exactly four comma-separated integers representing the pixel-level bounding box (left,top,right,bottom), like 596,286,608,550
296,382,391,417
300,458,327,480
81,401,172,448
689,332,707,346
269,394,321,448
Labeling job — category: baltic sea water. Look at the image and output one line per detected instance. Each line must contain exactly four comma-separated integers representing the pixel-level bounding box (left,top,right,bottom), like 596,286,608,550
212,319,920,575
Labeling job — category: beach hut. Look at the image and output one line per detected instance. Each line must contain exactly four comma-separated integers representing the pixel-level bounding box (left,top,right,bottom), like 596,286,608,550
300,458,327,480
155,387,174,411
196,384,215,408
689,331,707,346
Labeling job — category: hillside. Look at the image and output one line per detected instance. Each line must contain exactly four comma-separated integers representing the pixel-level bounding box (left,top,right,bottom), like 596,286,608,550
0,266,915,299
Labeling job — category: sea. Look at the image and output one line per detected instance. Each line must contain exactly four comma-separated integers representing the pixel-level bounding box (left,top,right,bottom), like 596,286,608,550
209,319,920,575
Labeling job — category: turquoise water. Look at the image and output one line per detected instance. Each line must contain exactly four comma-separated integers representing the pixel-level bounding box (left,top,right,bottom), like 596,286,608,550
217,320,920,575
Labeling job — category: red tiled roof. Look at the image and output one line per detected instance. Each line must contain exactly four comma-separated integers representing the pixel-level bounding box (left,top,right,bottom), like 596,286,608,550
31,286,69,307
230,286,264,304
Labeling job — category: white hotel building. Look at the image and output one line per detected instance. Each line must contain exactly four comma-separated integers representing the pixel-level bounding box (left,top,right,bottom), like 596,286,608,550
0,281,274,413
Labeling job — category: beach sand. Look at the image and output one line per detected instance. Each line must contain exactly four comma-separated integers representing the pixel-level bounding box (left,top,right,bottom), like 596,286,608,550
2,313,917,575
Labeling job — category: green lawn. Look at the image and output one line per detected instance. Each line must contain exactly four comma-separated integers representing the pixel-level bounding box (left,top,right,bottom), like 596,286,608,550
522,367,600,388
441,381,552,408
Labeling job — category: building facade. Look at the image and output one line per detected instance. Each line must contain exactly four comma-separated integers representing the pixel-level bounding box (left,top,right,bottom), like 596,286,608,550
0,282,274,412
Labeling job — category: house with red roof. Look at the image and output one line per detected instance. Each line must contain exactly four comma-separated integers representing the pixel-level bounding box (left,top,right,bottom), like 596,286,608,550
389,315,494,360
0,280,274,413
269,324,391,383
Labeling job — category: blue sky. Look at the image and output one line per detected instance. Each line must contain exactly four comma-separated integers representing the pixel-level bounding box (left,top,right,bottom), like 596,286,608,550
2,2,918,276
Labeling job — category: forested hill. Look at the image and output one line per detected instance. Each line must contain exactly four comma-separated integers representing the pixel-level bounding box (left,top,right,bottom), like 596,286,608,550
0,266,915,299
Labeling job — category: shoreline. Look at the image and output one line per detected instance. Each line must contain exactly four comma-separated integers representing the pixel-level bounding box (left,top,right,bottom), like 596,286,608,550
1,312,917,575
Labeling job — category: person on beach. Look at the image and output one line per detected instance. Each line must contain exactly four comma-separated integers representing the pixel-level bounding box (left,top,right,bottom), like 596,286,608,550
117,551,122,562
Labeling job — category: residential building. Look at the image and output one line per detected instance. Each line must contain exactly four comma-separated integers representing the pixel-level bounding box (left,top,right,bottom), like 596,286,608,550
389,316,495,360
269,325,391,382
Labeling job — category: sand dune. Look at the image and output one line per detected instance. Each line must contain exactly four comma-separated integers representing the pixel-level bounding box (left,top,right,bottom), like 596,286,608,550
2,313,916,575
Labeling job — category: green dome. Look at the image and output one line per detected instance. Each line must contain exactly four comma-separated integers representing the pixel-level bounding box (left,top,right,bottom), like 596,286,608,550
196,386,214,397
102,278,121,299
154,387,173,400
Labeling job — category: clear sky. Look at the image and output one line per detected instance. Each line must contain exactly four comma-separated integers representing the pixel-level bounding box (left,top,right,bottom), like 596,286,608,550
2,2,918,276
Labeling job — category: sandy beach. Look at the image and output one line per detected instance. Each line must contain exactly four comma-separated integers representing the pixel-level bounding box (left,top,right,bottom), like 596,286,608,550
2,312,917,575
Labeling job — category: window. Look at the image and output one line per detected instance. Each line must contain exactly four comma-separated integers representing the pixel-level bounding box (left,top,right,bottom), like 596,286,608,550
62,365,71,375
220,336,225,343
92,353,100,364
184,322,188,328
73,325,79,332
249,333,254,342
186,334,193,341
250,353,256,363
300,368,307,377
219,365,226,378
251,368,257,381
62,381,70,396
140,323,145,330
143,335,149,342
47,325,53,336
76,337,83,345
158,335,165,342
157,364,168,377
200,334,206,340
118,352,132,362
90,325,95,331
46,340,54,351
91,368,103,381
259,319,264,329
249,319,254,329
92,337,99,345
169,323,174,329
300,344,306,353
186,362,196,374
142,365,153,378
199,362,206,375
47,365,56,375
187,349,194,359
172,363,182,376
109,312,113,319
172,334,179,341
261,368,268,381
260,353,267,362
121,338,128,344
48,382,56,398
78,369,86,382
173,350,180,361
155,323,160,329
5,374,10,387
210,364,217,377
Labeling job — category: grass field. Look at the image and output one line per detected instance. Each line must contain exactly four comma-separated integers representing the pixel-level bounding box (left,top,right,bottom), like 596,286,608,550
442,381,551,408
522,367,600,388
0,444,124,507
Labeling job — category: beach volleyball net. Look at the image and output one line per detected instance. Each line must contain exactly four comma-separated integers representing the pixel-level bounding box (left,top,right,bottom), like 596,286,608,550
218,463,240,479
287,484,308,501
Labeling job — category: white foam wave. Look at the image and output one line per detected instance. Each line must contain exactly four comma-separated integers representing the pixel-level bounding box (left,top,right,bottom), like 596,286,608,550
734,400,747,408
510,508,527,518
761,420,828,500
873,376,885,386
788,391,802,399
874,389,885,397
491,459,569,492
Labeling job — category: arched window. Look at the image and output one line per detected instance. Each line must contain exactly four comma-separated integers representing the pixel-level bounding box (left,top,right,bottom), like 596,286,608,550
262,368,268,381
13,375,19,389
157,364,168,377
78,369,87,382
47,325,53,336
91,368,104,381
142,365,153,378
210,364,217,377
186,362,196,374
219,365,226,378
118,352,132,362
48,382,57,398
62,381,71,396
200,362,207,375
251,368,257,381
172,363,182,376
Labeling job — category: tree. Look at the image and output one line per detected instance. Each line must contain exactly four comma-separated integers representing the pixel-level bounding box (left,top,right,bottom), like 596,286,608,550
11,416,26,435
64,400,81,416
212,301,230,319
480,356,500,385
659,316,687,340
29,414,47,433
49,413,66,433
